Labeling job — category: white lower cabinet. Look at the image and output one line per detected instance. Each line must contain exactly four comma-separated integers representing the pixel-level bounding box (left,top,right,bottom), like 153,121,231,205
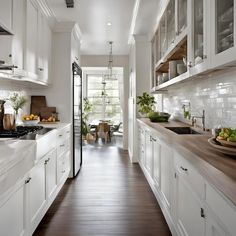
206,215,228,236
28,157,47,233
160,140,172,209
45,149,57,201
152,135,161,188
0,179,26,236
175,171,205,236
145,130,153,176
138,121,236,236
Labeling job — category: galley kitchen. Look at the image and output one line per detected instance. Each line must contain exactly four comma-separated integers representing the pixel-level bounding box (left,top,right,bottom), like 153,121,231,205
0,0,236,236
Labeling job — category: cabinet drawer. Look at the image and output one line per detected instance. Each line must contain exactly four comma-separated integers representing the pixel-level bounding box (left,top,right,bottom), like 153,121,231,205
57,126,71,141
175,152,205,199
206,183,236,235
57,138,70,157
57,152,70,183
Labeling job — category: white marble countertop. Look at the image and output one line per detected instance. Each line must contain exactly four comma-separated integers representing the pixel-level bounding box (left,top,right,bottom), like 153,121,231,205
39,122,71,130
0,139,36,177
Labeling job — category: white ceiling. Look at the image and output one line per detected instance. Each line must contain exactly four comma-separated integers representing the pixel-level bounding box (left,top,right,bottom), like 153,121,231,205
47,0,160,55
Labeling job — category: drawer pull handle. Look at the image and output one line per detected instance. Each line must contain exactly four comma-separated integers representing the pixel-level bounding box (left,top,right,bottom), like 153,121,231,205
59,134,63,137
66,131,70,133
201,208,205,218
25,177,32,184
152,138,157,142
60,144,65,147
62,170,66,173
180,166,188,172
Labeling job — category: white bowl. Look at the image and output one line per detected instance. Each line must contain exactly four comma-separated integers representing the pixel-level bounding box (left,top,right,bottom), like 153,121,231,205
22,119,40,126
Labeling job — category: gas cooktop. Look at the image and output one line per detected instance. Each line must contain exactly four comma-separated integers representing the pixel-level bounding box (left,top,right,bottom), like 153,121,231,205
0,126,44,138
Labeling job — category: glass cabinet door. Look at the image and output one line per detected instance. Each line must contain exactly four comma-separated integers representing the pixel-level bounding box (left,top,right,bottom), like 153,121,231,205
167,0,175,48
151,37,156,87
216,0,234,54
193,0,204,64
155,28,161,63
160,13,167,57
178,0,187,34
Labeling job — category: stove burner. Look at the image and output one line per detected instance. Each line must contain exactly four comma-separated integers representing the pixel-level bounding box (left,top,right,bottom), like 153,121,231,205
0,126,44,138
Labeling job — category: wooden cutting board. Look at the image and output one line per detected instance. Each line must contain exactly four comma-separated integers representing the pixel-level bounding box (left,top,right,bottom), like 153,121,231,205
40,107,56,119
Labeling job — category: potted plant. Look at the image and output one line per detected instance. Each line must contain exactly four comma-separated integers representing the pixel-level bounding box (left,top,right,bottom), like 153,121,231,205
137,92,156,117
82,98,93,142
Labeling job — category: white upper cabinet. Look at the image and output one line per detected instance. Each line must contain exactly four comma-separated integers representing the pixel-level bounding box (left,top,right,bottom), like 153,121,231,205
37,11,52,84
177,0,188,36
0,0,13,31
210,0,236,68
11,0,25,70
25,0,38,78
189,0,210,75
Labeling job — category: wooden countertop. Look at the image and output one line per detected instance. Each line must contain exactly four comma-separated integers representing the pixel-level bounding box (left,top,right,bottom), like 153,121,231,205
137,118,236,206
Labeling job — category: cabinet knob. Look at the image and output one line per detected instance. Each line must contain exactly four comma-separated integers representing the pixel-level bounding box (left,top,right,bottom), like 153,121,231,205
180,166,188,172
60,144,65,147
62,170,66,173
203,55,207,59
187,61,192,68
59,134,63,137
25,177,32,184
152,138,157,142
38,68,44,71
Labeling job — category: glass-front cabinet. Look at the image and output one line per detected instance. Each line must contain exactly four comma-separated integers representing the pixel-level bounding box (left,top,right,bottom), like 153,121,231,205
189,0,210,75
216,0,234,54
160,12,167,58
177,0,187,35
211,0,236,67
167,0,175,49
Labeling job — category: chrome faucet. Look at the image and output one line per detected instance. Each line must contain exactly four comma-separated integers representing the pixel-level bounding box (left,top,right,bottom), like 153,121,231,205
191,110,205,131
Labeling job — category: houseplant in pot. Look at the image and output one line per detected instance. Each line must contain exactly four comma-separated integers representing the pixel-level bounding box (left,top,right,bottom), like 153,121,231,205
82,98,93,142
137,92,156,117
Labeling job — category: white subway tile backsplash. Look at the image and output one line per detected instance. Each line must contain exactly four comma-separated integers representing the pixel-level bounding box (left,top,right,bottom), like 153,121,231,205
155,70,236,129
0,80,32,113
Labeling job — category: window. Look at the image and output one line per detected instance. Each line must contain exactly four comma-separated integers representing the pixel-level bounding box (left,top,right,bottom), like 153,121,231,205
87,75,122,122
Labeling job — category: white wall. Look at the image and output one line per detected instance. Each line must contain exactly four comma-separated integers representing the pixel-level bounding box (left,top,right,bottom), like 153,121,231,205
154,69,236,129
0,79,33,115
81,55,129,150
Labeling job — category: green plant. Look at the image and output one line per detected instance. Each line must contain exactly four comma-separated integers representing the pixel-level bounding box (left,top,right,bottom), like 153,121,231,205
82,98,93,136
9,93,27,115
137,92,156,115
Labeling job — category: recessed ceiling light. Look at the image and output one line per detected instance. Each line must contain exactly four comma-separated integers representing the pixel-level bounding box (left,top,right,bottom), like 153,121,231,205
107,22,112,26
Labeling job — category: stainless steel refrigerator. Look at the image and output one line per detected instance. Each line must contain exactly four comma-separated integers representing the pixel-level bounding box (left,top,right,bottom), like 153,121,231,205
72,62,82,177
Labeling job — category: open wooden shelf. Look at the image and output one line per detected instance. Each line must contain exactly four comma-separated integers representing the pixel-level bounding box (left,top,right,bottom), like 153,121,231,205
155,36,187,73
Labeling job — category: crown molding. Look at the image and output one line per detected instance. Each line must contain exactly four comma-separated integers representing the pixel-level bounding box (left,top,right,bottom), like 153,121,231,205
128,0,141,44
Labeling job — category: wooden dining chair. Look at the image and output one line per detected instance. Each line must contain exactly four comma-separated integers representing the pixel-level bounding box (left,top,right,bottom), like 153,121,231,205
96,122,111,143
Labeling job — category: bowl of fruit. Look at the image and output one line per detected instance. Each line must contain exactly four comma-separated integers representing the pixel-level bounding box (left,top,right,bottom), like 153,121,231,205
216,128,236,148
22,114,40,126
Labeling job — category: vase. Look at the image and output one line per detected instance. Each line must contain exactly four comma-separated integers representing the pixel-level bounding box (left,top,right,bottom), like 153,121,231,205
15,110,23,126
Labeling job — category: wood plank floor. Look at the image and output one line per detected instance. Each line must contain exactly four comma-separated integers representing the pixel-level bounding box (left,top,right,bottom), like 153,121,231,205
34,143,172,236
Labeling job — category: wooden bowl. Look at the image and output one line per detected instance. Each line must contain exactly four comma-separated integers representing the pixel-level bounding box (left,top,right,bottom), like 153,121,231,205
216,138,236,148
208,138,236,156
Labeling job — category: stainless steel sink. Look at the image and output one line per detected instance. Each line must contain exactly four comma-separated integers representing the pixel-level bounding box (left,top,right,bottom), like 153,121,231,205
165,127,202,135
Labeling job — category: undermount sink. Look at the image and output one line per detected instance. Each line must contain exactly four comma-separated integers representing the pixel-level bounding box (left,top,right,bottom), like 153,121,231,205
165,127,202,135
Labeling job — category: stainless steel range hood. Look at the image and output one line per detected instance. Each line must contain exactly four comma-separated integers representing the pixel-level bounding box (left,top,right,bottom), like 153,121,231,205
0,24,13,35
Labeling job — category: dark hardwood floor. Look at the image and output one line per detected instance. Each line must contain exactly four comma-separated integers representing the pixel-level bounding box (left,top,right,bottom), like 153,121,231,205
34,142,172,236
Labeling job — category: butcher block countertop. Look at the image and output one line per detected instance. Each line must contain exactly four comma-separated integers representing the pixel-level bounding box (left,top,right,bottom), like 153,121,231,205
138,118,236,206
